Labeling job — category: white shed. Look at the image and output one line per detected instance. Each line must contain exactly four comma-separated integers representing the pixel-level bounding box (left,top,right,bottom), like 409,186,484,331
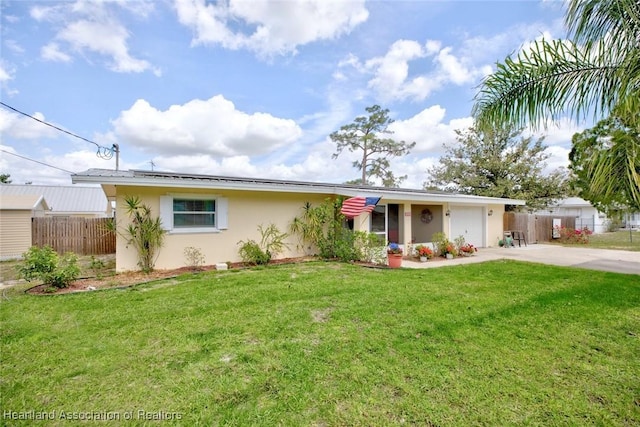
0,194,49,260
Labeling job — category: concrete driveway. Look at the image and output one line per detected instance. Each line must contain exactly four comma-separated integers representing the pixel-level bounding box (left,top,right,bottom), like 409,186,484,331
403,244,640,275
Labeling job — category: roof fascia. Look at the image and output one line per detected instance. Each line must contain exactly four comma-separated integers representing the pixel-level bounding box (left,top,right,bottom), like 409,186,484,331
72,172,525,206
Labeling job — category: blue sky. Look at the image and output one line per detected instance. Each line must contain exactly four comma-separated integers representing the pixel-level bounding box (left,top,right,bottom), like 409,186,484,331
0,0,582,188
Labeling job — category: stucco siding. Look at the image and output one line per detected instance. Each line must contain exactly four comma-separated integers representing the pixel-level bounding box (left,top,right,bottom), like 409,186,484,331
487,204,505,246
113,186,328,271
0,210,32,260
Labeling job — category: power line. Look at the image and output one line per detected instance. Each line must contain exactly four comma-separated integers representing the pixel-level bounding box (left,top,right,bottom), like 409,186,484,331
0,101,119,166
0,149,74,174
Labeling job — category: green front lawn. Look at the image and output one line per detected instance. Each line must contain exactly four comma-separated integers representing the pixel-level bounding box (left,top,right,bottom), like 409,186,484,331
1,261,639,426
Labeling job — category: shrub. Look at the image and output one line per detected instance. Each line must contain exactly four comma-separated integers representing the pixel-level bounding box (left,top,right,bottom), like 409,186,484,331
238,223,289,265
555,226,593,244
113,195,166,273
605,216,623,232
258,223,288,258
354,231,386,264
237,240,271,265
289,198,343,256
184,246,206,270
290,199,386,264
432,232,455,257
89,256,106,279
17,246,80,289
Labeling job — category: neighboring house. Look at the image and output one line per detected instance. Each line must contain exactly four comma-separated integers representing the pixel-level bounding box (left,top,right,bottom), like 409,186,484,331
71,168,525,272
0,184,111,218
537,197,640,233
0,194,49,260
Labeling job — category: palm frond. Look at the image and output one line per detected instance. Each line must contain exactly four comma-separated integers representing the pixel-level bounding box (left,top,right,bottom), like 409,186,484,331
567,0,640,46
587,132,640,210
474,0,639,130
473,39,630,130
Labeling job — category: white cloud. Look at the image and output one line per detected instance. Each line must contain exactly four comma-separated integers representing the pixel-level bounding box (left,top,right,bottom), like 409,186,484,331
351,38,487,102
533,118,584,147
41,42,72,62
353,17,566,103
4,40,24,54
58,19,155,73
0,61,13,82
0,145,120,185
526,118,585,172
435,47,474,85
391,156,440,189
389,106,473,152
544,145,571,172
32,1,158,74
0,109,58,139
112,95,303,157
173,0,369,57
365,39,434,101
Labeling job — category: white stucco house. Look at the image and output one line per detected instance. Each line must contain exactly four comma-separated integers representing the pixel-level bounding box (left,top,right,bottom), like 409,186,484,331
539,197,640,233
72,168,525,272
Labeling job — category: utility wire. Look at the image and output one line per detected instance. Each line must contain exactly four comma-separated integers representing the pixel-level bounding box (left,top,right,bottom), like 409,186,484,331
0,149,74,174
0,101,117,161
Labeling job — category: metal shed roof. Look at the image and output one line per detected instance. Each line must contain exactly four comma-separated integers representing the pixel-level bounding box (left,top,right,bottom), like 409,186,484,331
0,184,109,214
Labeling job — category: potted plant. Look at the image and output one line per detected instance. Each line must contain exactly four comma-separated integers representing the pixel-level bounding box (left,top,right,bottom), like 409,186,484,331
414,244,433,262
443,243,456,259
432,232,455,259
458,243,477,256
387,243,403,268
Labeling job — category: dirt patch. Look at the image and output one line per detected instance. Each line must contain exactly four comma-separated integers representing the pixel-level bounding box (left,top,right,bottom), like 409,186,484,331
311,308,333,323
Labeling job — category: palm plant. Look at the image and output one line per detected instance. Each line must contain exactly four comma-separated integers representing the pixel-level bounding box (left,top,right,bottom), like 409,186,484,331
123,195,165,272
473,0,639,128
473,0,640,210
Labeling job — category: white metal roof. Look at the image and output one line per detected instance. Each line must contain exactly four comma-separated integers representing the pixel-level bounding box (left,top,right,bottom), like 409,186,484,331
0,184,109,214
71,168,526,206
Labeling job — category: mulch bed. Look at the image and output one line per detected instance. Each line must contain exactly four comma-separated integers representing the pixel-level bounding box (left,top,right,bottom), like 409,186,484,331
25,255,460,295
25,257,314,295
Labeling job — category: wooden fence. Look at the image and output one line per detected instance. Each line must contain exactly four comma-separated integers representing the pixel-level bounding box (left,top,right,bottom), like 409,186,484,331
32,217,116,255
504,213,577,243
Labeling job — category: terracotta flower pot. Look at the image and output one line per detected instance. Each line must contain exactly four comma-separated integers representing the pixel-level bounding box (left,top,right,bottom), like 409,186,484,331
387,253,403,268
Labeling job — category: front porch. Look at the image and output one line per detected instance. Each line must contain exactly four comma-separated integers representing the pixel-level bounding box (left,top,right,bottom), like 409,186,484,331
350,201,504,254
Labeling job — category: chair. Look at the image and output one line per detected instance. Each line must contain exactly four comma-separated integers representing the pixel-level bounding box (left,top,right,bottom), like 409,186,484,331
511,230,527,247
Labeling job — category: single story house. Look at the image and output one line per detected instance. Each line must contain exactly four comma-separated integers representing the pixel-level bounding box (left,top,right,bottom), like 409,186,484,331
0,194,49,260
71,168,525,272
0,184,112,218
537,197,640,233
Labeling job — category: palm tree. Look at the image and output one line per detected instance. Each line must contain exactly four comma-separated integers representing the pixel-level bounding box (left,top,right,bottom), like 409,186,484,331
473,0,639,210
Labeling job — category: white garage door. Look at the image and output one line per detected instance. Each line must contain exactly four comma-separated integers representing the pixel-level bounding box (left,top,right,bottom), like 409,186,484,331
450,206,485,247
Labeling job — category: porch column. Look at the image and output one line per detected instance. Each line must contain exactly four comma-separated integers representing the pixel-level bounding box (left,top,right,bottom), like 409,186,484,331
402,203,412,250
353,214,369,232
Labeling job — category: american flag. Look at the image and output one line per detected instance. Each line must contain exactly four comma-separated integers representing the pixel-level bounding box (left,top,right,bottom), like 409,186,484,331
340,196,381,218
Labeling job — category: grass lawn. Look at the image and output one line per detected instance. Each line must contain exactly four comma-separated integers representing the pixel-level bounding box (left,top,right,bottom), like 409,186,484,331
587,230,640,251
1,261,639,426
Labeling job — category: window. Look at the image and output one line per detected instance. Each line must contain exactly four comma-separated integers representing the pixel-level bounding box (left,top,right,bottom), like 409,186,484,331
370,204,387,241
173,199,215,228
160,194,228,233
